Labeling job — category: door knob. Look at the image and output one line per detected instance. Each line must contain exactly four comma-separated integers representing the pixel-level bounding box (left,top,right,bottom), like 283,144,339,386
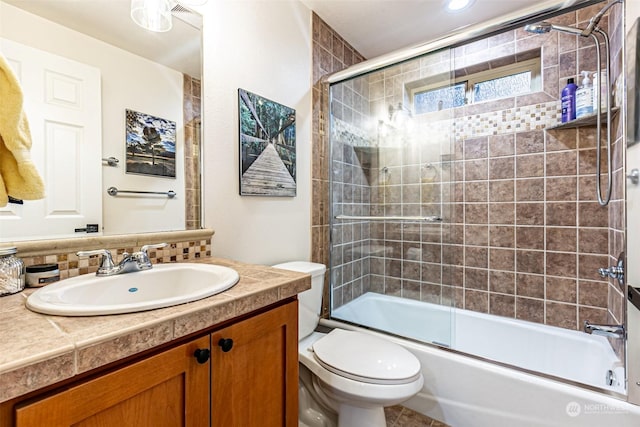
193,348,210,364
218,338,234,352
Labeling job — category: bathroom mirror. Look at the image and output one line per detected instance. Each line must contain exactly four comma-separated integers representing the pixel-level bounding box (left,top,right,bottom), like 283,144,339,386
0,0,202,242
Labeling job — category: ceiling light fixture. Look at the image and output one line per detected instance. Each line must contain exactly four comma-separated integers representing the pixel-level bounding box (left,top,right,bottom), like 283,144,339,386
131,0,173,32
446,0,474,12
177,0,208,5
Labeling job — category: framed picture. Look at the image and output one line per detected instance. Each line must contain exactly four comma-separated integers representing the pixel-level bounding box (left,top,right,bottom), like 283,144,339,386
238,89,296,196
125,109,176,178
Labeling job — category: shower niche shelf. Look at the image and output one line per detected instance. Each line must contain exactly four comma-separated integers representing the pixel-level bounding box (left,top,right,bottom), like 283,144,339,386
546,107,619,130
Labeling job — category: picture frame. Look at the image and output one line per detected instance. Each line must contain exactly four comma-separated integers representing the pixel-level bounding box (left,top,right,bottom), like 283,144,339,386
125,109,177,178
238,89,296,196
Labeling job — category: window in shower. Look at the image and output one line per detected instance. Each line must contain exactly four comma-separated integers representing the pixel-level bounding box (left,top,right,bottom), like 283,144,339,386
410,56,541,113
470,59,540,103
414,81,467,114
473,70,531,102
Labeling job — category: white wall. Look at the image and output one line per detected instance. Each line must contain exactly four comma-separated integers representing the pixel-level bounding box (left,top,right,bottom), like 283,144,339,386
0,3,186,236
200,1,312,265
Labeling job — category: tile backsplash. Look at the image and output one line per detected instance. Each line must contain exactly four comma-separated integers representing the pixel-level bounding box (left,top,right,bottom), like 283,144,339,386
11,230,213,282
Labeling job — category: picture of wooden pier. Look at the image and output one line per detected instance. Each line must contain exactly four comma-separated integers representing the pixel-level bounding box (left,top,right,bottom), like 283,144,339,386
239,89,296,196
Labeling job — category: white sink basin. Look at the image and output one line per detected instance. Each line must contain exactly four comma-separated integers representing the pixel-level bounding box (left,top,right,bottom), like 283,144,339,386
26,263,239,316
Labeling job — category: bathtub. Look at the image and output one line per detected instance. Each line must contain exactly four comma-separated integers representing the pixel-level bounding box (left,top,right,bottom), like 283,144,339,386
323,292,640,426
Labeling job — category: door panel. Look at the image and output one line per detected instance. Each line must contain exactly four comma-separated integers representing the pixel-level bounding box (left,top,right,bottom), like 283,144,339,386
0,38,102,241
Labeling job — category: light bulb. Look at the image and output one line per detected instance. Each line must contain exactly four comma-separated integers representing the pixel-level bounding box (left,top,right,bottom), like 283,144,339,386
131,0,173,32
446,0,473,12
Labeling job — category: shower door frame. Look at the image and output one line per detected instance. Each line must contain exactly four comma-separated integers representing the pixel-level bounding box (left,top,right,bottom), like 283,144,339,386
322,0,631,401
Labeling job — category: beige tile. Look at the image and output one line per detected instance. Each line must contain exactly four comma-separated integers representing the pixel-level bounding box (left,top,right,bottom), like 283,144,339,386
546,227,577,252
465,289,489,313
516,297,544,323
0,352,75,402
489,270,515,294
173,295,237,338
546,276,577,303
0,309,73,372
76,320,174,373
546,301,578,330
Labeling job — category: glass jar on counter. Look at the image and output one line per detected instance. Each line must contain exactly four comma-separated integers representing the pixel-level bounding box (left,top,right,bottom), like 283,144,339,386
0,247,25,296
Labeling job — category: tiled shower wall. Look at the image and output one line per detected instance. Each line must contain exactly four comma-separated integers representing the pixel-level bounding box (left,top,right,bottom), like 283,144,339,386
605,0,625,349
321,3,625,333
183,75,202,230
311,13,366,317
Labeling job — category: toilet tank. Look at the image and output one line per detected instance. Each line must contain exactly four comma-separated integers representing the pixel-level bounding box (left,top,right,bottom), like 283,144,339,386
272,261,326,340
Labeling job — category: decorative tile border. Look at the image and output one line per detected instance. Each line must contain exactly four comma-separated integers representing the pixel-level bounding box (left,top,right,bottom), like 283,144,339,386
10,229,213,281
332,101,562,148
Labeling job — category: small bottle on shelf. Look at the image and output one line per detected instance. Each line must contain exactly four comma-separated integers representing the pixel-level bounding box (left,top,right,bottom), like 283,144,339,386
575,71,594,118
561,77,577,123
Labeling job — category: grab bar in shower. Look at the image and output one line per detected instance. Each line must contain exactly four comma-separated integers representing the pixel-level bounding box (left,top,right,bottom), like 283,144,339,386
107,187,176,198
335,215,443,222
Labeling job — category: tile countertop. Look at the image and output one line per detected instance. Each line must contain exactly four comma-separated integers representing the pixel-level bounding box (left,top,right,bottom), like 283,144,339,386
0,257,310,403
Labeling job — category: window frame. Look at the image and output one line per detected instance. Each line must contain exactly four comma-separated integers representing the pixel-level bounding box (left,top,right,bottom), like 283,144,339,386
410,57,542,115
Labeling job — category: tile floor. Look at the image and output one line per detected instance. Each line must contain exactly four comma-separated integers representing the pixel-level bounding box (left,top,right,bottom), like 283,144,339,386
385,406,450,427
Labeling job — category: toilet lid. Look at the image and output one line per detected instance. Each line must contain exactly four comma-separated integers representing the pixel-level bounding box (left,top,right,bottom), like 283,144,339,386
312,329,422,385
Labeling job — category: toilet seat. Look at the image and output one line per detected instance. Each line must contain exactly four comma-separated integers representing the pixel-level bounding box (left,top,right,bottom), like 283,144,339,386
312,329,422,385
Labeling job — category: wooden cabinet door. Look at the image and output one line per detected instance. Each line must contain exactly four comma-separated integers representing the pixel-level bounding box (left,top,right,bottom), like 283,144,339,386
210,301,298,427
15,336,210,427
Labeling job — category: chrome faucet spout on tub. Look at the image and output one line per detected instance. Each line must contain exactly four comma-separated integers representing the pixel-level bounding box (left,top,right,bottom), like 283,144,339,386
584,321,625,339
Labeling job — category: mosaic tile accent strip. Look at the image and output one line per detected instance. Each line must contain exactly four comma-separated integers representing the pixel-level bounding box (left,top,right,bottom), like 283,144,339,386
332,101,562,148
21,239,212,281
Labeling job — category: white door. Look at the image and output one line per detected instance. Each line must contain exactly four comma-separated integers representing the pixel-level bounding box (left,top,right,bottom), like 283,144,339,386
0,38,102,241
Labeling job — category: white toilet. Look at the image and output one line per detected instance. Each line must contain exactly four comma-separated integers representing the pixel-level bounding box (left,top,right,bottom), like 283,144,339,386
272,261,424,427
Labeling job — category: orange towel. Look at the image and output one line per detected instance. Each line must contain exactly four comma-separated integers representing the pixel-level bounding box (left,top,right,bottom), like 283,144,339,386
0,52,45,207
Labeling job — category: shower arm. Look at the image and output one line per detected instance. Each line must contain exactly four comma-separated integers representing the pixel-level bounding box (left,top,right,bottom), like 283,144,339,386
582,0,623,37
592,28,613,206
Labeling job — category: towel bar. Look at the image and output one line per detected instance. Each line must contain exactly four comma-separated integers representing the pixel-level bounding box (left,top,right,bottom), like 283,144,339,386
335,215,442,222
107,187,176,198
102,157,120,167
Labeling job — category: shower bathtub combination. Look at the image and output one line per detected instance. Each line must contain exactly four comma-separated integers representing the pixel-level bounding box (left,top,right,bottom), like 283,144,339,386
324,293,635,426
322,0,640,425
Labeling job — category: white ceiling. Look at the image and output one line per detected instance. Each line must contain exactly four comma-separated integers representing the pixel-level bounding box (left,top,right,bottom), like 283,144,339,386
2,0,202,78
302,0,538,59
4,0,550,76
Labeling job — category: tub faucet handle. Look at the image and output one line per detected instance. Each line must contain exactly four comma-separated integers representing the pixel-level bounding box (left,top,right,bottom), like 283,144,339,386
598,253,624,290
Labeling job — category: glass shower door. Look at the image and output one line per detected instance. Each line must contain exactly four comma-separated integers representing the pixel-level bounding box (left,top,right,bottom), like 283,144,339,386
328,48,456,348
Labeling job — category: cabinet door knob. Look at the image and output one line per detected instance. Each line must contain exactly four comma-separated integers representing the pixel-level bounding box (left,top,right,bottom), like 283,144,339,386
218,338,234,352
193,348,211,364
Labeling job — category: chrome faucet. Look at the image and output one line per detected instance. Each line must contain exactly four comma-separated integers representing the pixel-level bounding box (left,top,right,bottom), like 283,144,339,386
584,321,625,339
77,243,168,276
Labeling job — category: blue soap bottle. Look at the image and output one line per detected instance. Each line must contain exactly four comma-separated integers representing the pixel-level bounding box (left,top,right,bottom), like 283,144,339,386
561,78,577,123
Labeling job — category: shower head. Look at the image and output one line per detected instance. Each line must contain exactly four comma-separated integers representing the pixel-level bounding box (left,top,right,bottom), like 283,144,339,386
524,21,585,37
526,0,622,38
524,22,552,34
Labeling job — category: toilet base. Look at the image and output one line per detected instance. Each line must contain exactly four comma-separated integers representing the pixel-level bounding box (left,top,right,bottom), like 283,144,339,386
337,404,385,427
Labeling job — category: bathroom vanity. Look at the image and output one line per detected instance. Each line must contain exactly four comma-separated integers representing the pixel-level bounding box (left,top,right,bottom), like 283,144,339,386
0,258,308,427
